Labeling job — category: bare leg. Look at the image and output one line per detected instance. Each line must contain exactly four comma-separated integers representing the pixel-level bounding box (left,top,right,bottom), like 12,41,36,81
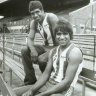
51,94,64,96
14,85,32,96
38,51,49,72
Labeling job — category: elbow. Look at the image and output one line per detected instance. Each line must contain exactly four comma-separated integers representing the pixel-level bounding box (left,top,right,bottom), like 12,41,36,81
43,71,51,81
66,82,71,88
28,38,34,44
45,73,50,80
28,37,32,41
64,78,72,89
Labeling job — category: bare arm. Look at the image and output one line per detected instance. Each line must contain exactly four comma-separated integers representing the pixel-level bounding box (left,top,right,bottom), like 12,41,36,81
32,50,53,93
47,13,59,37
39,47,83,96
22,49,54,96
27,20,38,57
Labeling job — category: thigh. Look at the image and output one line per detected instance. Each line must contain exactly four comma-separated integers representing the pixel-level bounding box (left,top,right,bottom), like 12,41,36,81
51,94,64,96
21,46,30,56
14,85,32,96
38,81,54,93
62,87,74,96
34,45,46,55
38,51,49,63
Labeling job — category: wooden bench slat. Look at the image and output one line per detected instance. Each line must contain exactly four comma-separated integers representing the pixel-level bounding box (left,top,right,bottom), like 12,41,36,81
5,60,24,81
6,56,23,69
80,68,96,81
0,55,25,81
79,76,96,85
6,59,24,76
0,74,17,96
6,58,24,80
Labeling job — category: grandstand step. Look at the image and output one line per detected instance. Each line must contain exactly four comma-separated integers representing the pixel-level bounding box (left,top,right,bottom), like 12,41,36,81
72,40,94,45
83,55,96,61
80,68,96,81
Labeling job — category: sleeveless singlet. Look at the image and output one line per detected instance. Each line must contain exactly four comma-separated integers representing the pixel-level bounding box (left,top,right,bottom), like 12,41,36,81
37,13,54,46
50,44,83,88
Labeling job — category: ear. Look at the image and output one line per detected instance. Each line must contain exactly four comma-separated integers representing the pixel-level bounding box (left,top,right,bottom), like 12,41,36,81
41,10,44,13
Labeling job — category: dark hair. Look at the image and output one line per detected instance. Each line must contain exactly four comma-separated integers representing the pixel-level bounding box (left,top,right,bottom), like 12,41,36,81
29,0,43,13
54,19,73,40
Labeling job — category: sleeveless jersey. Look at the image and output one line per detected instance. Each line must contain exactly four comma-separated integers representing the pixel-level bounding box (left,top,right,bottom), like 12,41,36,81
50,44,83,87
37,13,54,46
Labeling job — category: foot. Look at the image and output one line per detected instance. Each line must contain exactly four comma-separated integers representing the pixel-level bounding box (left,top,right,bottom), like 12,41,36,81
20,80,37,86
24,80,37,85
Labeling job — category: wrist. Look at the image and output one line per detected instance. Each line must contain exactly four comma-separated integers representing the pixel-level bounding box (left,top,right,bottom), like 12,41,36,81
29,45,35,51
39,93,45,96
30,50,38,56
30,48,36,53
30,85,37,94
40,92,50,96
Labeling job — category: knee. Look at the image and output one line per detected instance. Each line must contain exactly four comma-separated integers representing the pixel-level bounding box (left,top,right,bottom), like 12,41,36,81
51,94,57,96
38,56,46,64
38,57,42,64
38,57,47,72
51,94,56,96
38,54,48,64
21,46,30,56
51,94,63,96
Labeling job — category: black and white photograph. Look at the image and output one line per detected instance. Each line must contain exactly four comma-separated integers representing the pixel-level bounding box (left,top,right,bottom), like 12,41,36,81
0,0,96,96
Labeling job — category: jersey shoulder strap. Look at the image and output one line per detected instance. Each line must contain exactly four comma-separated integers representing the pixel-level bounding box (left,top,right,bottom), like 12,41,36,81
63,44,75,75
66,44,75,61
46,13,56,45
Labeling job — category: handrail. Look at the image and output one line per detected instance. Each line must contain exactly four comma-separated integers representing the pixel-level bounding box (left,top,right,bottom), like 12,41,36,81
79,76,96,85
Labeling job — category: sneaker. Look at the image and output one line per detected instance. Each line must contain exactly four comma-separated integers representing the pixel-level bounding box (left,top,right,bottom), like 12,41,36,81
19,80,37,86
24,81,37,85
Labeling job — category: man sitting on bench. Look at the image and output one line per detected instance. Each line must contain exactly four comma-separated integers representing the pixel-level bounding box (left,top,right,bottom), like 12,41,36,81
15,19,83,96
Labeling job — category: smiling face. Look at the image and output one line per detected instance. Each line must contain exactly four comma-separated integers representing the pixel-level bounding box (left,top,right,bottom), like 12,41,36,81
56,30,71,47
54,20,73,47
30,8,44,22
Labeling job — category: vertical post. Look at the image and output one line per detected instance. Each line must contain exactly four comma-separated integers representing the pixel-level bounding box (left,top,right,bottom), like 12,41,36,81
0,36,2,45
26,36,27,43
90,0,94,3
5,36,6,45
0,59,3,74
2,24,6,79
93,35,96,72
82,80,86,96
12,36,15,59
91,3,93,34
9,68,12,86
